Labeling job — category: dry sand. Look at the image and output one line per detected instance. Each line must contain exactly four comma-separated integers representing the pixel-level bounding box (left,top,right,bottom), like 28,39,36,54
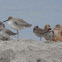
0,39,62,62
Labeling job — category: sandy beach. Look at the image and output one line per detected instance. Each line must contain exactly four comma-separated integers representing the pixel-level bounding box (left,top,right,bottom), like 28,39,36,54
0,39,62,62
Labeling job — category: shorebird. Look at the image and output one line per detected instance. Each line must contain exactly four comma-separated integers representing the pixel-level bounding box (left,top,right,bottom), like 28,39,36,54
33,25,51,41
0,21,5,28
42,24,54,42
44,25,59,42
55,24,62,30
3,16,32,38
53,24,62,41
45,24,62,42
0,28,17,40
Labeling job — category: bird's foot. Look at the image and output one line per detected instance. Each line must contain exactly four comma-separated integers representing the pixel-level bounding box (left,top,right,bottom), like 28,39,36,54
45,40,51,43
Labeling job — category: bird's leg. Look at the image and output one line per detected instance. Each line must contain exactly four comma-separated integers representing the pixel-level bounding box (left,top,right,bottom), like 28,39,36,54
17,30,19,39
40,37,41,41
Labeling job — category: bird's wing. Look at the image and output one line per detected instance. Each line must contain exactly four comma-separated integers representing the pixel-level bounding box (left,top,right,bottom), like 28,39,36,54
13,18,29,27
17,18,28,24
5,29,17,36
37,29,48,34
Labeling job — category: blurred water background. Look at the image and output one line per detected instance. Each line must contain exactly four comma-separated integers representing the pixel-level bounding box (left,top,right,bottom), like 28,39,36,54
0,0,62,41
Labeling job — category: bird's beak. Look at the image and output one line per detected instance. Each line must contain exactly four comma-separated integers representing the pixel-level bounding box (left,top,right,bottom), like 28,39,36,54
3,20,8,22
50,28,55,31
48,28,51,30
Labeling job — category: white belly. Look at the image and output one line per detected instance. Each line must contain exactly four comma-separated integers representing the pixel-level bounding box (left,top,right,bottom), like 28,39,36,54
8,21,24,30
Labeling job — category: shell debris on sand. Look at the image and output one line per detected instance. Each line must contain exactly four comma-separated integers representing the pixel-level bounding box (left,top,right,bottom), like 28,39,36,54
0,39,62,62
0,49,15,62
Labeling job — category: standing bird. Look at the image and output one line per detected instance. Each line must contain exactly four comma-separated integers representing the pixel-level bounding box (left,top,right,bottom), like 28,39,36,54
44,25,59,42
43,24,54,42
53,24,62,41
44,24,62,42
33,25,51,41
3,16,32,38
